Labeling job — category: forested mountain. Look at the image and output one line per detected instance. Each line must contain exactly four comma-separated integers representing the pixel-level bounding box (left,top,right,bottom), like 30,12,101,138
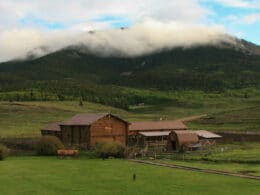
0,38,260,108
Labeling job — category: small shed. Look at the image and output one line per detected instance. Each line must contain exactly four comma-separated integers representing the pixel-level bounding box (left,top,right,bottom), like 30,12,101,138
167,130,199,151
41,122,62,138
138,131,171,148
193,130,222,147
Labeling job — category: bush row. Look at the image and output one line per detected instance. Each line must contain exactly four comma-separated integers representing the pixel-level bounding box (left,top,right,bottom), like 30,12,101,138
0,144,9,160
1,136,127,159
36,136,65,155
95,141,126,158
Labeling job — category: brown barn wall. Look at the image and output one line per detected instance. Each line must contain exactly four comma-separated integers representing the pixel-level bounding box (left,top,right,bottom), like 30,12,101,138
60,125,90,148
80,126,90,148
89,115,127,147
60,126,72,145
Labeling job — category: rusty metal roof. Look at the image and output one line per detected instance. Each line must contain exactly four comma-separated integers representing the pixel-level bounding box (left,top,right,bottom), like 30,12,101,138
129,121,187,131
41,122,61,131
172,130,199,145
60,113,129,126
139,131,171,137
194,130,222,139
60,113,108,126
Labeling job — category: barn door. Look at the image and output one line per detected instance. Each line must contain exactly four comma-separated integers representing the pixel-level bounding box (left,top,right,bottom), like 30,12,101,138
172,141,177,150
80,127,90,148
71,126,80,145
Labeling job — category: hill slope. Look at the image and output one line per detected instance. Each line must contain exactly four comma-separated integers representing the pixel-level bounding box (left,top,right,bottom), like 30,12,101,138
0,39,260,108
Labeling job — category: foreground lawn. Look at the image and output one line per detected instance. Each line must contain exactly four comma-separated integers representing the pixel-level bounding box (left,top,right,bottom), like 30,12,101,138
156,160,260,177
0,157,259,195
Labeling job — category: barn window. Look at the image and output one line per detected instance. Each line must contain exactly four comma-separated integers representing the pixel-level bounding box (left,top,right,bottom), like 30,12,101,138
105,125,112,134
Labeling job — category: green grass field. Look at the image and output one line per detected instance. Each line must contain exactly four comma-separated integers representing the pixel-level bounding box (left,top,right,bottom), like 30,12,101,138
0,157,259,195
206,142,260,162
162,142,260,163
152,142,260,176
188,106,260,131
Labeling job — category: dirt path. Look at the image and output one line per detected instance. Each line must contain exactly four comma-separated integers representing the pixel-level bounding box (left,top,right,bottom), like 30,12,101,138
130,159,260,180
176,115,206,122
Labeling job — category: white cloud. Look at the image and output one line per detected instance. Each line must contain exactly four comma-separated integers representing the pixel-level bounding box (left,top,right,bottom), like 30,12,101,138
213,0,250,8
0,20,234,62
240,13,260,24
225,13,260,24
0,0,222,62
0,0,210,29
213,0,260,8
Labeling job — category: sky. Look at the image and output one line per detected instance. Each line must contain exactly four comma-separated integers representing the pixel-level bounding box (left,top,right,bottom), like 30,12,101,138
0,0,259,62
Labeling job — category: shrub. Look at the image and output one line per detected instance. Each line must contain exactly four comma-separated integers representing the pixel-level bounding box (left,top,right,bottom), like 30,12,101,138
37,136,65,155
95,141,126,158
0,144,9,160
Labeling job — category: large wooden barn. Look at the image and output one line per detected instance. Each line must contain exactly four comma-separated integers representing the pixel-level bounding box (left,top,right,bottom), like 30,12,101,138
41,113,129,148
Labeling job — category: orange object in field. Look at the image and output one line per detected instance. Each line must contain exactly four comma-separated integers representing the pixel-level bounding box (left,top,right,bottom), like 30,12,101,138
57,149,79,158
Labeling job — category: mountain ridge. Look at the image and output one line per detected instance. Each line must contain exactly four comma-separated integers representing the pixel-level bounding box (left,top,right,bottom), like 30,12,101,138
0,38,260,108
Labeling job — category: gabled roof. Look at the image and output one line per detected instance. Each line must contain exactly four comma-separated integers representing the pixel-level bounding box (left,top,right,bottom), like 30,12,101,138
60,113,129,126
41,122,61,131
129,120,187,131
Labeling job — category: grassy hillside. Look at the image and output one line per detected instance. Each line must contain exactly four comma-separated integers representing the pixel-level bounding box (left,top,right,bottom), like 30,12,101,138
188,106,260,131
0,157,259,195
0,101,129,137
0,88,260,137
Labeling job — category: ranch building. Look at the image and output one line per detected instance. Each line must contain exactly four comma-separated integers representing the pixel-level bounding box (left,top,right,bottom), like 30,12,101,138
41,113,129,148
193,130,222,147
167,130,222,151
128,120,187,147
167,130,200,151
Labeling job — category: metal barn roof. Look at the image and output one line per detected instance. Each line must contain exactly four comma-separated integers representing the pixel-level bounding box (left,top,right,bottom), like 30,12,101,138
41,122,61,131
194,130,222,139
171,130,199,145
139,131,171,137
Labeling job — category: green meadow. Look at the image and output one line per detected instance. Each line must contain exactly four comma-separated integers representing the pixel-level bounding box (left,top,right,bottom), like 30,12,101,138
0,157,259,195
155,142,260,176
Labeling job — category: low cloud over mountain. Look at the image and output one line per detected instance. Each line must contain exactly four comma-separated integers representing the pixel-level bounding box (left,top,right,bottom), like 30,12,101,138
0,20,235,62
